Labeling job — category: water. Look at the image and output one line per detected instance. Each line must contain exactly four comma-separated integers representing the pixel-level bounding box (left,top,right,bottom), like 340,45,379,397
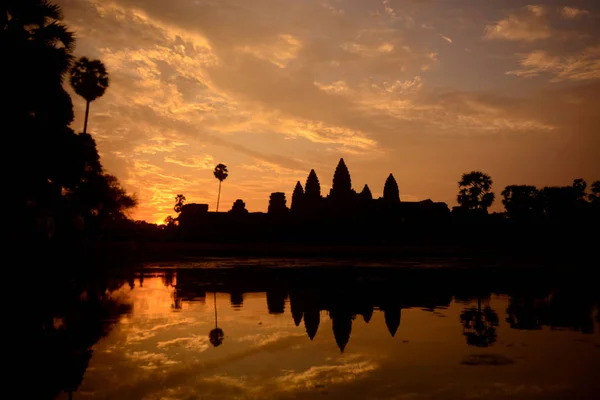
45,261,600,399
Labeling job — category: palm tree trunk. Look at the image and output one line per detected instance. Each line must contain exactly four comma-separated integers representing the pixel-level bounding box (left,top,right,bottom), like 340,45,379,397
214,292,218,329
83,100,90,134
216,180,222,212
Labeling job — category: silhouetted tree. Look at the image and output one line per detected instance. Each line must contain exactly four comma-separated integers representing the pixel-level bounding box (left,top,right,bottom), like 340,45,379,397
291,181,305,213
501,185,540,219
572,179,587,201
460,298,499,347
539,180,588,219
457,171,494,212
174,194,186,213
329,158,353,199
305,169,321,199
229,199,248,215
360,184,373,202
383,174,400,205
164,216,175,226
590,181,600,206
213,163,228,212
4,0,136,241
209,293,224,347
268,192,289,214
70,57,109,134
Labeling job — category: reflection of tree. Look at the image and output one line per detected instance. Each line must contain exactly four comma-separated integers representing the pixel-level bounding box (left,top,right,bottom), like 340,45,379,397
506,296,542,330
460,298,499,347
209,293,224,347
37,278,133,399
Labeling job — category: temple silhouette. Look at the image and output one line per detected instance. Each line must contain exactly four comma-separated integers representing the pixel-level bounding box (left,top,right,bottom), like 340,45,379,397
176,158,450,244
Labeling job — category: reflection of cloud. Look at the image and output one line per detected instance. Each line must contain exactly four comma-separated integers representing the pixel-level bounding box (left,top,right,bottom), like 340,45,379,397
127,350,180,369
277,360,377,390
157,335,210,352
507,46,600,82
237,331,305,347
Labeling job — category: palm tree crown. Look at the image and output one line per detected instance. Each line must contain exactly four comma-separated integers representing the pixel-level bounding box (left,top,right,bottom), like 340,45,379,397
213,163,229,182
70,57,109,102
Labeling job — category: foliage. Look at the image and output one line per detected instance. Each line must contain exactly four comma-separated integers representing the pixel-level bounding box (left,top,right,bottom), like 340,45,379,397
213,163,229,182
174,194,186,213
457,171,495,212
3,0,136,241
590,181,600,205
70,57,109,102
501,185,540,219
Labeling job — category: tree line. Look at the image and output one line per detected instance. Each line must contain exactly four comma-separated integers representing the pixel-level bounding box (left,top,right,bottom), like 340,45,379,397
3,0,136,243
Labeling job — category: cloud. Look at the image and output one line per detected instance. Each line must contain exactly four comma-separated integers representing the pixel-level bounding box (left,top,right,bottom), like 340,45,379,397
440,34,452,44
507,46,600,82
484,5,551,41
561,6,589,19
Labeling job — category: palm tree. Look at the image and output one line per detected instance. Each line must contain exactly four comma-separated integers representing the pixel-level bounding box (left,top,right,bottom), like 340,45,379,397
457,171,495,212
213,163,229,212
460,297,499,347
209,292,224,347
70,57,109,134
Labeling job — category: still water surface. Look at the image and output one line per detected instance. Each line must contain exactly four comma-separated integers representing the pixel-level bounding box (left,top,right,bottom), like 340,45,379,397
50,262,600,399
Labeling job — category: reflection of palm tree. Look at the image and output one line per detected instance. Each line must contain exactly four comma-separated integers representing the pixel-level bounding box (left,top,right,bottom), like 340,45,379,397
70,57,109,134
209,292,224,347
460,297,499,347
213,164,229,212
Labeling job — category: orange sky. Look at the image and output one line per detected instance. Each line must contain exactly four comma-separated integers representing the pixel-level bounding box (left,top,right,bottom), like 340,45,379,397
57,0,600,224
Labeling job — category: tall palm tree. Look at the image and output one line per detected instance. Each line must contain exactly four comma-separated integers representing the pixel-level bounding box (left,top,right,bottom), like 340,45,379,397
213,163,228,212
70,57,109,134
209,292,224,347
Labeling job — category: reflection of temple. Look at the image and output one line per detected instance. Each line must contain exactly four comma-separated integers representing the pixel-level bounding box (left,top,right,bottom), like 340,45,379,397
172,266,600,352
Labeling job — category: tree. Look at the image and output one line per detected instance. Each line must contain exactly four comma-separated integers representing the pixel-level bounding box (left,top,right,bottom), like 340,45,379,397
268,192,288,214
572,178,587,201
501,185,540,219
70,57,109,134
164,216,175,226
383,174,400,205
209,292,224,347
305,169,321,199
174,194,186,213
291,181,305,213
457,171,495,212
590,181,600,206
213,163,228,212
330,158,353,198
460,298,499,347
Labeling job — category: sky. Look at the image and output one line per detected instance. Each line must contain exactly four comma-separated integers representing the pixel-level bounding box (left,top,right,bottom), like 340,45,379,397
56,0,600,224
